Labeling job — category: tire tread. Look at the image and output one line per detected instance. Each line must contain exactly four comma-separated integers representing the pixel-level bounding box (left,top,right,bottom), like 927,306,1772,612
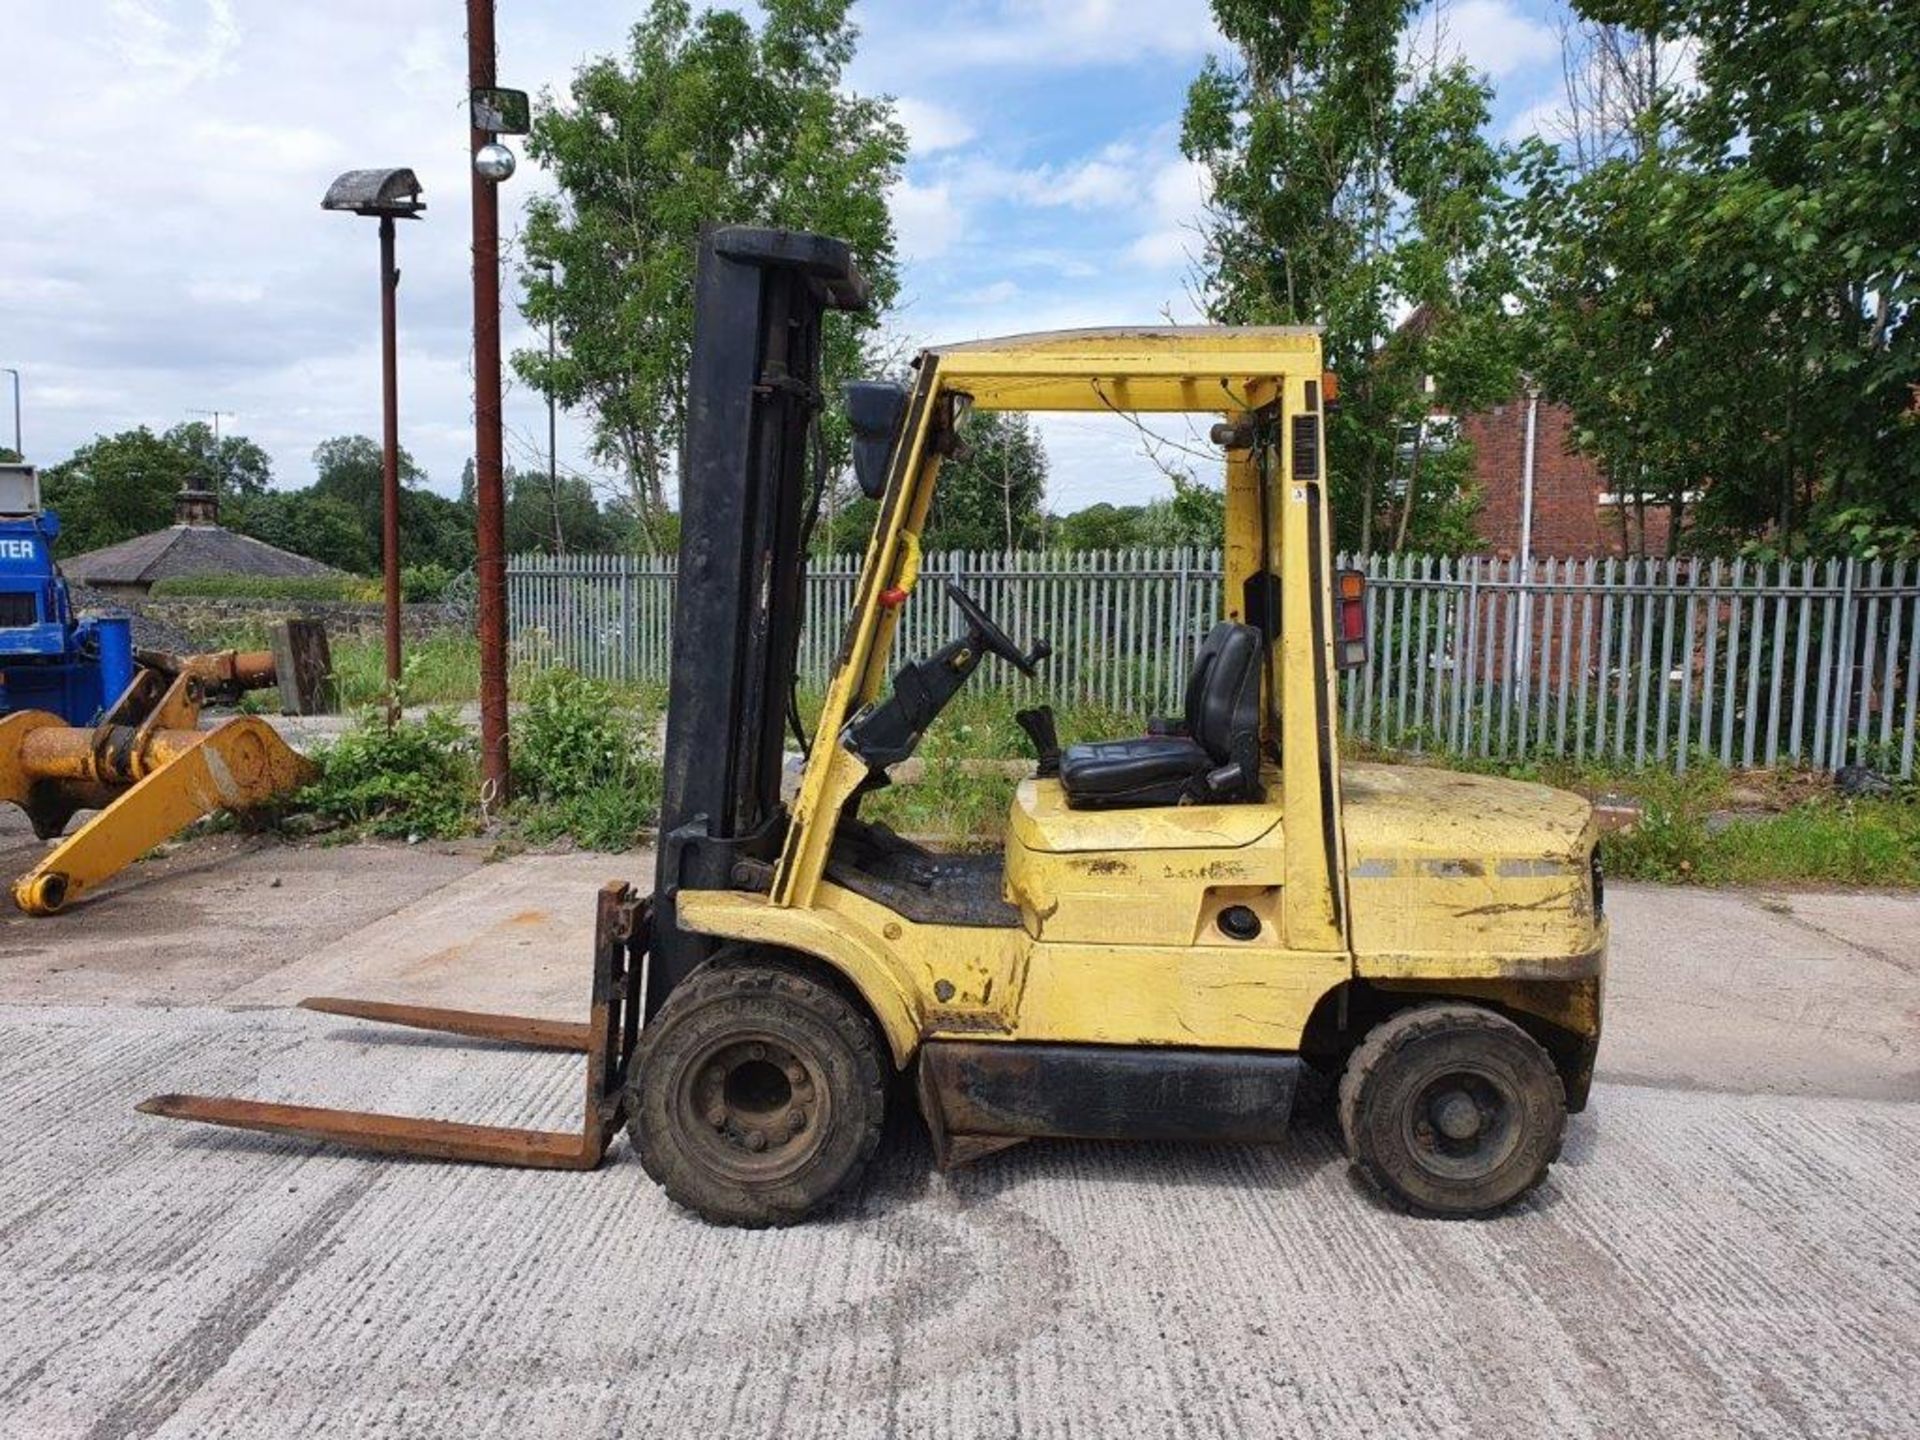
1337,1002,1565,1218
631,959,888,1228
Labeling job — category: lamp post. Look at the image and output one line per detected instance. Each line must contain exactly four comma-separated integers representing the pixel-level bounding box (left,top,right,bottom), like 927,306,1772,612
1,369,19,459
468,3,530,805
322,168,425,719
534,260,562,554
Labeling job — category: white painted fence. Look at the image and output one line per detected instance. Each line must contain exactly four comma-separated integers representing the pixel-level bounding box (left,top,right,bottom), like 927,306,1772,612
507,549,1920,776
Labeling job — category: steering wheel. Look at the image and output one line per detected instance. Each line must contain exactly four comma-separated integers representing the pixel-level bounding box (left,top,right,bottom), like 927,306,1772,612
947,582,1048,676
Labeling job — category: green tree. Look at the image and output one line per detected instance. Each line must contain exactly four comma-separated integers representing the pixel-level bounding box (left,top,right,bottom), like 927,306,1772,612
505,467,626,554
1138,474,1226,550
1054,503,1148,553
165,421,273,499
1182,0,1519,553
40,426,197,555
922,410,1049,552
515,0,905,546
811,488,877,555
309,435,475,574
229,490,376,573
1519,0,1920,557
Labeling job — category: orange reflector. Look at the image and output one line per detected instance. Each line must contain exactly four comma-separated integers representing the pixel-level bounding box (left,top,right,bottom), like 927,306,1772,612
1321,370,1340,407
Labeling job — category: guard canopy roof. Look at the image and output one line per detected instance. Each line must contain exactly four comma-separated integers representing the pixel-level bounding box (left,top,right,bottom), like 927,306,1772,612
923,326,1324,413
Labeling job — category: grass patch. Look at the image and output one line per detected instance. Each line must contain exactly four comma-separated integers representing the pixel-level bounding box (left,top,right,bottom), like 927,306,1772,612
857,690,1145,841
1429,748,1919,888
509,668,661,851
300,708,481,841
330,634,483,709
295,667,662,851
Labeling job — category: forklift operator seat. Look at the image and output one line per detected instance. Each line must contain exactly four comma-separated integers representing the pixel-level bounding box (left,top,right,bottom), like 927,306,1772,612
1058,622,1264,810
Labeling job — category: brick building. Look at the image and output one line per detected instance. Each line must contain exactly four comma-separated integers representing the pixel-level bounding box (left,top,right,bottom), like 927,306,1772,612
1455,395,1676,560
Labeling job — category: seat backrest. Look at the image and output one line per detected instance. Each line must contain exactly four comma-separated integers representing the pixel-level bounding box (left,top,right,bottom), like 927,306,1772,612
1183,622,1262,771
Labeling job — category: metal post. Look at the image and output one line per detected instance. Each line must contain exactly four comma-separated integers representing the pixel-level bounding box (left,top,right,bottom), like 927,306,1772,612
379,214,404,714
2,369,19,458
548,295,562,554
470,0,511,803
1511,383,1540,704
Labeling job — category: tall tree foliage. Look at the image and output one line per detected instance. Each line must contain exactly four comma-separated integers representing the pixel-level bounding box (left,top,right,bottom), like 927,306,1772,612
922,411,1049,553
42,421,280,556
309,436,475,574
1182,0,1517,552
516,0,905,546
41,426,200,555
1519,0,1920,557
168,421,273,500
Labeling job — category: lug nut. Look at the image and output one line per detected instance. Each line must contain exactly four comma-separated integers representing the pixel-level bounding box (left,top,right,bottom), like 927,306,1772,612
746,1129,768,1152
707,1108,727,1129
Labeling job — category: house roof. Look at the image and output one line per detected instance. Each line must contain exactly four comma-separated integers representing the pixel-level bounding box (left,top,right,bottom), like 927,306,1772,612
61,523,344,586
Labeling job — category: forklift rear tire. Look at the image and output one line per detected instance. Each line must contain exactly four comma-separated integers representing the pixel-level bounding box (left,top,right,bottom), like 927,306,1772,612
629,960,888,1228
1338,1003,1565,1217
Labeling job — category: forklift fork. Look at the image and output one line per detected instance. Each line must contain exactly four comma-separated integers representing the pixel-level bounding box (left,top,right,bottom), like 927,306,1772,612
139,883,649,1171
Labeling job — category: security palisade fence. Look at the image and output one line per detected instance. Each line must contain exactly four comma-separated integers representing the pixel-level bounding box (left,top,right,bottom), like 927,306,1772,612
507,549,1920,778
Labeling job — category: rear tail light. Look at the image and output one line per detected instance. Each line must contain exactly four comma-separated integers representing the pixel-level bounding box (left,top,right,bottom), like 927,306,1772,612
1335,568,1368,670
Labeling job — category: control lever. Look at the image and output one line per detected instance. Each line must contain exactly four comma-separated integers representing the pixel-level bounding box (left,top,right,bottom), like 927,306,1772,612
1015,705,1062,779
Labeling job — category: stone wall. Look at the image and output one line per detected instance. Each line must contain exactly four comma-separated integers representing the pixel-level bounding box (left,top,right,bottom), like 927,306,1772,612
127,597,466,649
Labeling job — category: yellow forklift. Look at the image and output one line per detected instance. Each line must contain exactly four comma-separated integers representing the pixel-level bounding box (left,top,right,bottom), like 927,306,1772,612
144,228,1605,1224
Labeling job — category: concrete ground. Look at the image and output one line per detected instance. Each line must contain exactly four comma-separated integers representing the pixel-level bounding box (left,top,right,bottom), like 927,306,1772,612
0,832,1916,1439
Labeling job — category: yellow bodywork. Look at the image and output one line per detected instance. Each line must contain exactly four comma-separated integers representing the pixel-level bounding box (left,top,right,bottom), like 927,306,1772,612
680,326,1605,1097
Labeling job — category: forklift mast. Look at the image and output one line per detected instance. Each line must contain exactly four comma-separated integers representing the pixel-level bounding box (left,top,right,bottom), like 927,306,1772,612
649,228,871,1017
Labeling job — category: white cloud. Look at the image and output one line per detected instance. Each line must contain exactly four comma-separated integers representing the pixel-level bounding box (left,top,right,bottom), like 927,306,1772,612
1405,0,1558,82
108,0,240,90
858,0,1221,76
1125,159,1211,271
894,96,976,155
3,0,623,494
1030,155,1137,210
891,178,964,262
961,279,1020,308
185,278,266,306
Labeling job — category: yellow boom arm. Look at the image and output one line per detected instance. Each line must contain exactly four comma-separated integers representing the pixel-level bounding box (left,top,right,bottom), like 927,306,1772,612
0,658,317,914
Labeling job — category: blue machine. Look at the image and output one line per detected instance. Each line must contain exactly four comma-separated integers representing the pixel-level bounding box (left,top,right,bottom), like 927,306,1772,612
0,463,137,726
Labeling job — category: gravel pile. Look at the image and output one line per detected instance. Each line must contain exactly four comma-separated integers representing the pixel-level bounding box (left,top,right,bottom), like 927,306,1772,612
65,586,196,654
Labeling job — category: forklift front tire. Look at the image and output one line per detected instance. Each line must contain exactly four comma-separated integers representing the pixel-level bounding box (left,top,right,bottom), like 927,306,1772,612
629,960,887,1227
1338,1003,1566,1217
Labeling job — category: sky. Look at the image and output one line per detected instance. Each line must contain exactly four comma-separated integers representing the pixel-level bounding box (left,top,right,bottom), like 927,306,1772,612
1,0,1574,515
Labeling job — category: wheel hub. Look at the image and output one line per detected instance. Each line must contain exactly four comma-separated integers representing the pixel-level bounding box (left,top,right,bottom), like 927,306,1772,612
1432,1089,1482,1141
1405,1068,1518,1181
685,1037,824,1181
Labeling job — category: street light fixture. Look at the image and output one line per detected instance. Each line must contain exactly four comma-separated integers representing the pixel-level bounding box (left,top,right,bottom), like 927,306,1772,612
322,167,425,717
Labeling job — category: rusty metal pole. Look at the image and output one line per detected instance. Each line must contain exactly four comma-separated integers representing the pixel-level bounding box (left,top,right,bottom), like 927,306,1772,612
469,0,510,803
378,215,403,719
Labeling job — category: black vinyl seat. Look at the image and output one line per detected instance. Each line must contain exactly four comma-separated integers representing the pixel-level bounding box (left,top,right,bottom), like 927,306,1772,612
1058,622,1264,810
